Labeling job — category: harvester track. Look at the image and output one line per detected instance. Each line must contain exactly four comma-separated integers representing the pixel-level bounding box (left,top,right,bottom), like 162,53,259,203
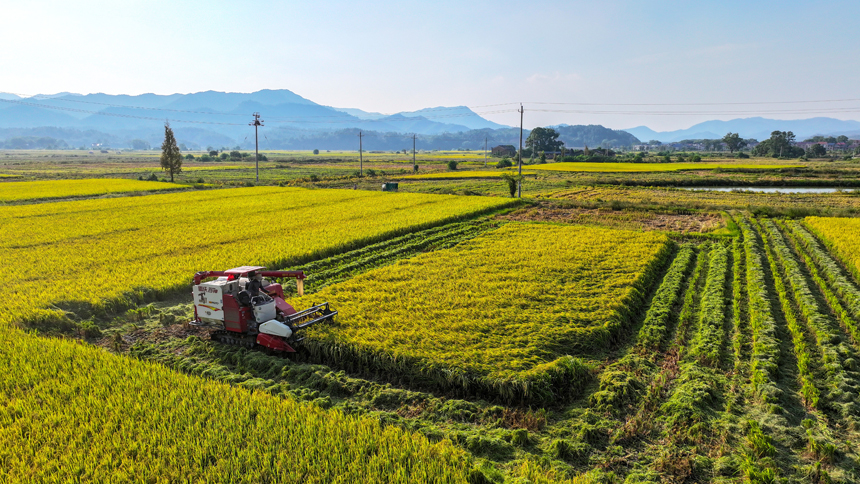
211,330,256,349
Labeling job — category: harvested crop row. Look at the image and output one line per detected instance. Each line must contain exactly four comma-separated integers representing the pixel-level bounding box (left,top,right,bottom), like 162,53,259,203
0,178,181,202
688,243,730,367
674,244,710,351
0,327,473,483
731,238,743,367
636,245,696,351
659,242,730,443
756,218,820,409
760,219,860,416
590,245,696,414
737,218,781,404
297,223,672,403
0,187,515,330
780,221,860,348
788,221,860,322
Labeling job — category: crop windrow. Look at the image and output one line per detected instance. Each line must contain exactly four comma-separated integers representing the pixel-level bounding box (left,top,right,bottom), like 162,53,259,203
636,245,696,352
688,243,729,367
737,217,781,405
659,243,729,444
674,244,710,355
759,218,860,419
779,221,860,349
786,221,860,325
730,235,748,379
755,218,820,409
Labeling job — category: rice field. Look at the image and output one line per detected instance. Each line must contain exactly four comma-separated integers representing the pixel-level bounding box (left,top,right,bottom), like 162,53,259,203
8,178,860,481
0,187,514,330
0,178,182,202
0,325,475,483
296,223,671,402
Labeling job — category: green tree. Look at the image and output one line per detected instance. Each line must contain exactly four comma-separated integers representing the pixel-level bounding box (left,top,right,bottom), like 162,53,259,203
313,149,320,155
722,132,747,153
807,143,827,158
837,135,849,144
447,160,458,170
159,122,182,182
752,131,802,158
525,127,564,154
499,173,522,197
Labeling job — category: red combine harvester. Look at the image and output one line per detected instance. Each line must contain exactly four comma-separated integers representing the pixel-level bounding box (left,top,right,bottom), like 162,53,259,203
190,266,336,352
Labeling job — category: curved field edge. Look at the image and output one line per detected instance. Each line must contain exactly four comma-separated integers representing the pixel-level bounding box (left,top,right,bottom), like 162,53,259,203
2,187,520,331
0,327,478,483
298,224,674,404
0,178,183,203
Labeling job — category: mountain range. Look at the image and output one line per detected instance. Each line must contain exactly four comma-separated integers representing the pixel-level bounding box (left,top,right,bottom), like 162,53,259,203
624,117,860,143
1,89,859,150
0,89,507,150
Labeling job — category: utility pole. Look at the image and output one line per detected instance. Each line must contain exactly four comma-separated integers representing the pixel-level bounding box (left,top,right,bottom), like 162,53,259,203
518,104,523,198
359,131,363,177
484,136,488,167
249,112,264,182
412,134,417,173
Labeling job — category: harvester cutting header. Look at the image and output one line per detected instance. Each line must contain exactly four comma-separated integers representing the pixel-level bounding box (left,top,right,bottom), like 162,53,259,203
191,266,336,352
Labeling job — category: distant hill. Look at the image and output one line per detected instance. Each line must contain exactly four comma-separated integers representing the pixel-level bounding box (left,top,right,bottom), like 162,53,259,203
332,106,510,129
550,124,641,148
624,117,860,143
0,89,505,145
398,106,509,130
332,107,387,120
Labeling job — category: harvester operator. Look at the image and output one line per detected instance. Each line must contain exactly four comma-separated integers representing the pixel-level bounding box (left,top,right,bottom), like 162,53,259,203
246,271,265,297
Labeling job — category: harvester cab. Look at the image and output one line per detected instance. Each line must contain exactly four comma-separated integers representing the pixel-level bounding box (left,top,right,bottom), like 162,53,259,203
191,266,336,352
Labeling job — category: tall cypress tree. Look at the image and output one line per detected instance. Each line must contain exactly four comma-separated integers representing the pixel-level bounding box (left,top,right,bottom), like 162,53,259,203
160,122,182,182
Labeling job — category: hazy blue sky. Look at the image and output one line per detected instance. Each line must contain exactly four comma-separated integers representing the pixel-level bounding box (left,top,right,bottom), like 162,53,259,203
2,0,859,130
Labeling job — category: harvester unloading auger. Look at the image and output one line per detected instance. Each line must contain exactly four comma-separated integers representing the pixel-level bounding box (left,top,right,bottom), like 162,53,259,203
190,266,336,352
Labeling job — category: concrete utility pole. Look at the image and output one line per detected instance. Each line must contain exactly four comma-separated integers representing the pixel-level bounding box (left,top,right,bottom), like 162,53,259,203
484,136,488,167
413,134,417,172
359,131,363,177
518,104,523,198
250,112,264,182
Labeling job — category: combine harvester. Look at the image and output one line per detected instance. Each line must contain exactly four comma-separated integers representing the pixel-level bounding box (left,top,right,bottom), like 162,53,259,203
190,266,336,352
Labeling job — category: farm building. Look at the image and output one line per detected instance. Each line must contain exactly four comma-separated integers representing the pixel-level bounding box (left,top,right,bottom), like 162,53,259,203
491,145,516,157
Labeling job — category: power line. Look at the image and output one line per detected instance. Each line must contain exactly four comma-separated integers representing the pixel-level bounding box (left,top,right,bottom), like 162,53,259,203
526,98,860,106
528,107,860,116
